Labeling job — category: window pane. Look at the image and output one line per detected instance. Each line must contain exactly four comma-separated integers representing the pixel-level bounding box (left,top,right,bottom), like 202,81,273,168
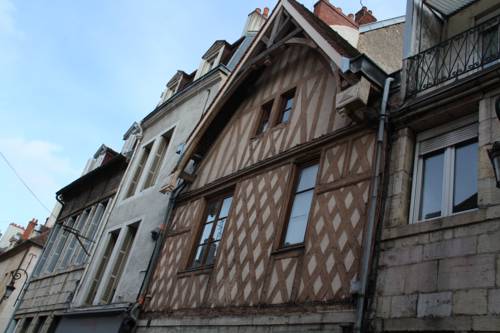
206,203,218,222
192,245,205,268
256,102,272,135
284,215,309,246
205,241,219,266
285,97,293,110
419,151,444,220
199,222,213,244
290,190,314,218
214,218,226,241
483,26,499,60
453,141,478,213
219,197,233,218
297,164,319,192
281,109,291,123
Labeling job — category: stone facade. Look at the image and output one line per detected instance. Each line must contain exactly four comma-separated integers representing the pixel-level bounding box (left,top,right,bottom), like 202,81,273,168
370,0,500,330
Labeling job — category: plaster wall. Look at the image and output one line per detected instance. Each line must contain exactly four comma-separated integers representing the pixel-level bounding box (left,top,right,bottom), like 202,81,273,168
358,23,404,74
0,246,41,333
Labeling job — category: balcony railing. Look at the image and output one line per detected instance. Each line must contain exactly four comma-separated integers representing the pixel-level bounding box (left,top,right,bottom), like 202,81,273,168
406,14,500,97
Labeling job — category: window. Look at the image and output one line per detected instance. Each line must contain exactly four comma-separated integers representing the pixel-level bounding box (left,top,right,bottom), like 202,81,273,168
282,163,319,247
74,201,108,266
411,122,478,223
20,317,33,333
255,100,273,136
33,224,61,276
125,144,151,198
143,134,172,189
191,195,233,269
59,210,90,269
276,89,295,125
46,217,76,273
482,23,499,61
33,316,47,333
86,230,119,305
101,225,137,304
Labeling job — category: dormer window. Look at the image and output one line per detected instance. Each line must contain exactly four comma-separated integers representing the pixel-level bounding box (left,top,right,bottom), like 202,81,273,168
200,54,218,76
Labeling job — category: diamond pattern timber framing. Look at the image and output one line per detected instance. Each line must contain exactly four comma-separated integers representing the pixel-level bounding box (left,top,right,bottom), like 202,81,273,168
209,165,291,307
147,199,204,311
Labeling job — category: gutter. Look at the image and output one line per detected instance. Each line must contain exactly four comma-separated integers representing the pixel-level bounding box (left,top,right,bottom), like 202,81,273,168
354,76,394,333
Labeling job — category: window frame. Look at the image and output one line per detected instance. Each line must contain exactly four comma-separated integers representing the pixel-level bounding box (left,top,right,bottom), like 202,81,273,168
100,223,138,304
125,143,152,198
409,118,479,224
142,130,173,190
279,160,319,249
86,229,119,305
188,193,233,270
254,99,274,136
275,88,296,125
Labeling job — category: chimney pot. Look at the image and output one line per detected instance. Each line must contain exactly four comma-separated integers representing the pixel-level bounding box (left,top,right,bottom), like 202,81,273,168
256,8,261,14
263,7,269,17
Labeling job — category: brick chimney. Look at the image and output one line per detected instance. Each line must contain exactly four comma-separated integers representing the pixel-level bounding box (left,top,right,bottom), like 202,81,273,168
313,0,358,29
355,6,377,25
22,219,37,240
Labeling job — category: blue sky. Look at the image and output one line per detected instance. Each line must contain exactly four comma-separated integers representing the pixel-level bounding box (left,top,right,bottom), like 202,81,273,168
0,0,406,234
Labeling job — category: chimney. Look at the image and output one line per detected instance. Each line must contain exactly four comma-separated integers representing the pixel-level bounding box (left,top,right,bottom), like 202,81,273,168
242,8,268,36
313,0,358,29
263,7,270,18
355,6,377,25
22,219,37,240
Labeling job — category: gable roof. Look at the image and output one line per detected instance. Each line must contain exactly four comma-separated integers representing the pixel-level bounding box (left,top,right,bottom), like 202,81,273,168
168,0,387,185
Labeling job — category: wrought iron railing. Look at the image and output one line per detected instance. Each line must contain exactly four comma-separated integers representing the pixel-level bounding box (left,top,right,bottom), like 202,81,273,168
406,14,500,96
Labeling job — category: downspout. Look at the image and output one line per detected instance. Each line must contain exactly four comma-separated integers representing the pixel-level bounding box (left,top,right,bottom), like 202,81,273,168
354,77,394,333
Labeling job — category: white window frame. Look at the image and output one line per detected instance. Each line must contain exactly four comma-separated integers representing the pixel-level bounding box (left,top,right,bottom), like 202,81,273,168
409,116,479,224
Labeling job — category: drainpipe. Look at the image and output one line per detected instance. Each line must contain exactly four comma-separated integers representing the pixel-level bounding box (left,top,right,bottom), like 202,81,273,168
354,77,394,333
136,179,186,306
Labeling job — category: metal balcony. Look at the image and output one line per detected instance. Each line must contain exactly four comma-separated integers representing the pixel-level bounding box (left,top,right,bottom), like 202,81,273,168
405,13,500,97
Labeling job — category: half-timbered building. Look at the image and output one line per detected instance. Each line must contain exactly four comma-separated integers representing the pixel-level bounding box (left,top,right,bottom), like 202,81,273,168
138,1,402,331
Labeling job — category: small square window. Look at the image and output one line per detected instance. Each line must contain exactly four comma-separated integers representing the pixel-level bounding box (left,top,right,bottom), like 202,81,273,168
277,89,295,125
190,195,233,269
255,100,273,136
411,122,478,223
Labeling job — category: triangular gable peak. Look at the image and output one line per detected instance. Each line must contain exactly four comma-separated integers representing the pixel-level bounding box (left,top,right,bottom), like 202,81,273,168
162,0,387,192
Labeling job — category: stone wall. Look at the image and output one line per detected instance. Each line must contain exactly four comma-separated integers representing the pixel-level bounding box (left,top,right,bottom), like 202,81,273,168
371,92,500,331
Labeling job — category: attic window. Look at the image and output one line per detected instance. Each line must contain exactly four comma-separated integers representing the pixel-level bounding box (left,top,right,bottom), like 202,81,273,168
276,89,296,125
201,55,218,76
255,100,273,136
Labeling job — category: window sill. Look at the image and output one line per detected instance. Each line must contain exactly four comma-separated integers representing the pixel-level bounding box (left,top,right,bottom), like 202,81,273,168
381,209,486,241
177,265,214,278
271,243,305,259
